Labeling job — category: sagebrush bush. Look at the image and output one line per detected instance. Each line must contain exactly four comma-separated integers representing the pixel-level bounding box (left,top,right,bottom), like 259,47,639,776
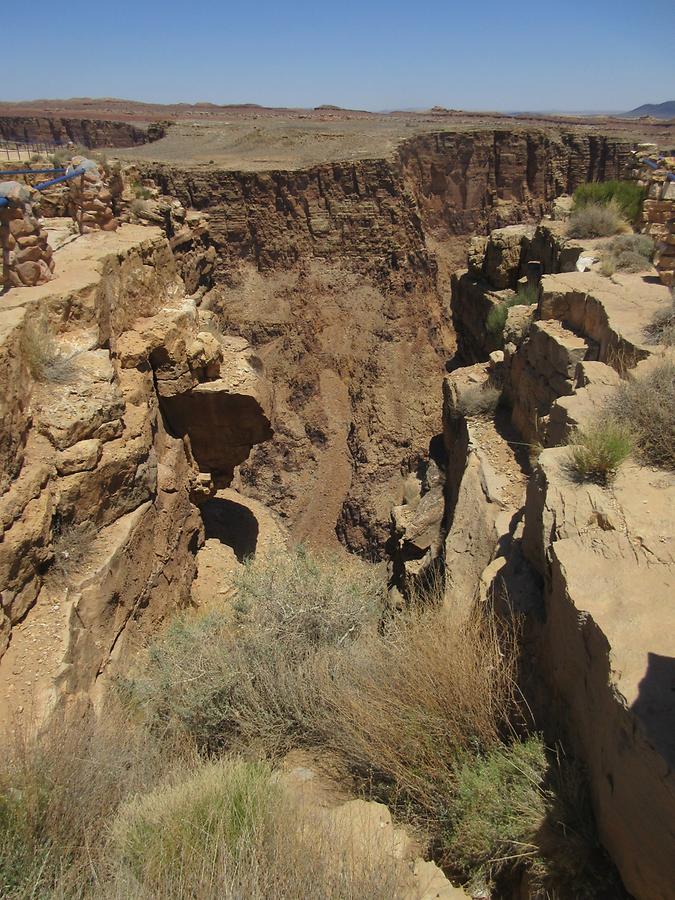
612,360,675,469
645,300,675,347
119,546,385,754
600,233,654,276
567,201,626,239
573,180,645,224
567,421,634,484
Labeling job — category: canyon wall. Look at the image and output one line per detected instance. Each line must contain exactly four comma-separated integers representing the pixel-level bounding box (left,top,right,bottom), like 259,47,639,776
0,225,271,722
139,129,633,556
0,116,165,148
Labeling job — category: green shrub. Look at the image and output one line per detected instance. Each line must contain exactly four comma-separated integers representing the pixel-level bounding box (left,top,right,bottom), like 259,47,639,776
486,283,538,335
567,201,625,239
573,180,646,224
110,759,276,888
567,421,634,484
613,360,675,469
443,737,548,890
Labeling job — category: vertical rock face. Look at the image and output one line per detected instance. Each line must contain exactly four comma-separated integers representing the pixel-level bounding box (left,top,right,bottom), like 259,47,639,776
141,129,632,556
398,130,633,238
0,115,162,148
0,225,273,720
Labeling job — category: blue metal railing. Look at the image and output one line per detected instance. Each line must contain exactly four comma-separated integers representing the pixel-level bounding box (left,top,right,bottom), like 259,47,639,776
0,166,85,208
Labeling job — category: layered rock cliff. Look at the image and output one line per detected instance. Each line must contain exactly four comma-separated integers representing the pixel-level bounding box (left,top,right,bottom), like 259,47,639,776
0,225,271,722
138,129,632,555
0,116,165,148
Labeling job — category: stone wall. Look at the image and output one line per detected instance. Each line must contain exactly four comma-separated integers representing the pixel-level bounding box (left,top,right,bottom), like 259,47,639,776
0,184,54,287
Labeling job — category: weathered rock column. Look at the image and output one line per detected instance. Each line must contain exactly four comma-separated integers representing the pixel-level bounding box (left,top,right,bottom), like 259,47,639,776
0,181,54,289
67,156,118,233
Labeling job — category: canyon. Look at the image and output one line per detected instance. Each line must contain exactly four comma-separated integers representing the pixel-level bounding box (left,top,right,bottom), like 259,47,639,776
0,109,674,898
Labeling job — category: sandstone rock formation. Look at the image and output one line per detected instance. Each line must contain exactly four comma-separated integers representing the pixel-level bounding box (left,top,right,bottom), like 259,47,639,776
0,223,272,722
432,218,675,899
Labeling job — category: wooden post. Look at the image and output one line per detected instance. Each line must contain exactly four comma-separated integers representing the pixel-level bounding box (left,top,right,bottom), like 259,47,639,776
78,172,85,234
0,215,11,294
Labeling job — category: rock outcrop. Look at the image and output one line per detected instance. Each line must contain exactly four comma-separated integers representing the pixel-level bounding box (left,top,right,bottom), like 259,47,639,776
0,115,165,148
435,218,675,899
0,224,272,722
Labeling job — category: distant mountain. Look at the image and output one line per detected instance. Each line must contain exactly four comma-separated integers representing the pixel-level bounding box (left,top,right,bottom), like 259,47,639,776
619,101,675,119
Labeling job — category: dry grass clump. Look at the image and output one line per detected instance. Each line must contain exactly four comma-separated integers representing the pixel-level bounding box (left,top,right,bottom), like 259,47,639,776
317,606,518,823
566,421,634,484
49,519,98,579
644,299,675,347
567,201,626,239
612,360,675,469
0,710,170,899
101,758,410,900
20,320,78,384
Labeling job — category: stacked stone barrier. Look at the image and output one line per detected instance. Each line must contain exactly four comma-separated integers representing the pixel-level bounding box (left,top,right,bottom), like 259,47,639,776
633,147,675,288
0,181,54,288
67,156,118,233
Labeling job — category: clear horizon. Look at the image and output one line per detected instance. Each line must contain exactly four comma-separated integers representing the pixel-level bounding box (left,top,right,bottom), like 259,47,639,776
3,0,674,112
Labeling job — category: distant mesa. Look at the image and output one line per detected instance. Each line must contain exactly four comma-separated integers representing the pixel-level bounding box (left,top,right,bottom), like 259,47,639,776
315,104,342,111
619,100,675,120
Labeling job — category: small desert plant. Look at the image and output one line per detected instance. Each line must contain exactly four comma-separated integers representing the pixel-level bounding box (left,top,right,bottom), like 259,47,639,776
132,182,153,200
20,319,78,383
567,201,626,239
573,180,645,225
566,420,634,484
600,233,654,276
50,149,69,167
443,737,548,890
456,382,501,418
612,360,675,469
644,299,675,346
486,284,538,335
49,518,98,579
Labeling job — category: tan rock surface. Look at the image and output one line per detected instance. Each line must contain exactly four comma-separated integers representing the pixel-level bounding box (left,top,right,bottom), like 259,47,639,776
523,449,675,900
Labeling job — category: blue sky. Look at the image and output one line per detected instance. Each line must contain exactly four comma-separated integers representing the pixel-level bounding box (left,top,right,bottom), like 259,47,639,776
3,0,674,112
